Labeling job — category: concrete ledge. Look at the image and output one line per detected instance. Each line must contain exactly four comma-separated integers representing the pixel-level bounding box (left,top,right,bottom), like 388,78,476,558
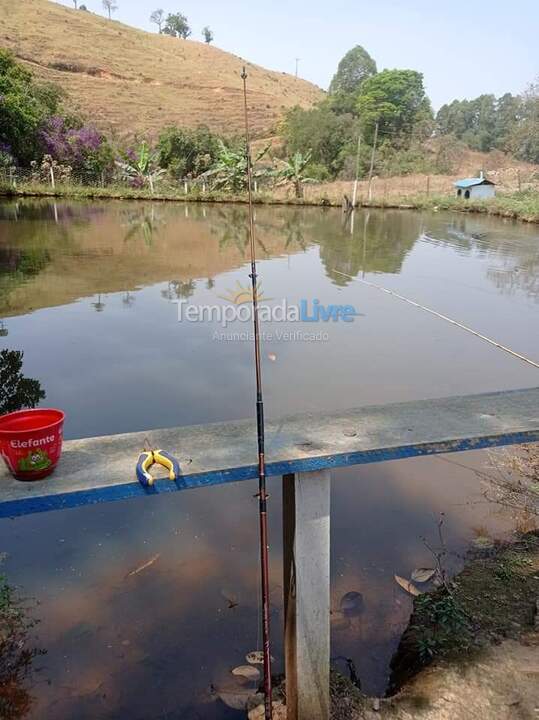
1,386,538,518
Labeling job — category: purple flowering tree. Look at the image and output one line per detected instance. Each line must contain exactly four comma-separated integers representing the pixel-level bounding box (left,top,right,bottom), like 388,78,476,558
40,117,114,183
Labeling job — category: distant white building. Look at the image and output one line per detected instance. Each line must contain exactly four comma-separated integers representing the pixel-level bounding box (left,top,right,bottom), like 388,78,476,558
454,172,496,200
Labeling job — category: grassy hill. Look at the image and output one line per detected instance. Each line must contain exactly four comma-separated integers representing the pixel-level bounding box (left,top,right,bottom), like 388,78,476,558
0,0,324,138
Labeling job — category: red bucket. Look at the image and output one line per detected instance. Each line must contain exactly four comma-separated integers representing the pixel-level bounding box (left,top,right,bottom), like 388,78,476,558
0,408,65,481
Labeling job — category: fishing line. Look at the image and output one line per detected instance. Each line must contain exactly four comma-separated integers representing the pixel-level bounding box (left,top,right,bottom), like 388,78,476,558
332,269,539,370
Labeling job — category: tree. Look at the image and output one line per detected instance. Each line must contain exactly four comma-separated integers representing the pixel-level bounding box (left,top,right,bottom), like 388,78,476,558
507,79,539,164
494,93,521,149
202,26,213,44
116,141,165,193
163,13,191,39
329,45,377,114
275,151,316,198
102,0,118,20
157,125,220,179
356,69,433,142
0,350,45,415
150,9,165,33
0,50,63,165
435,90,532,156
283,103,356,176
40,116,114,183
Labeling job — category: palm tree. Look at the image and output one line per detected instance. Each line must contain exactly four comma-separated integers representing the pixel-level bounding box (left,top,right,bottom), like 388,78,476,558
116,142,165,193
275,150,315,199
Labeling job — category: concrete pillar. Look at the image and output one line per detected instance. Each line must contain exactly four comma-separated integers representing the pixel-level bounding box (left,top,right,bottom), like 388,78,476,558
283,470,330,720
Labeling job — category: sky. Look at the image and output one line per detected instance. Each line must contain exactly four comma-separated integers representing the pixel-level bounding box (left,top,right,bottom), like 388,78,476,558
55,0,538,109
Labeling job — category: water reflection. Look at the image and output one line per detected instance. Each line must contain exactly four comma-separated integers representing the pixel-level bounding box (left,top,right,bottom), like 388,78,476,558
0,571,44,720
0,349,46,414
0,200,538,717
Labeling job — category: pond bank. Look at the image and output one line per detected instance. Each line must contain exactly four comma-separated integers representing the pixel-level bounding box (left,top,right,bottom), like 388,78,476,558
1,182,538,223
339,531,539,719
251,532,539,719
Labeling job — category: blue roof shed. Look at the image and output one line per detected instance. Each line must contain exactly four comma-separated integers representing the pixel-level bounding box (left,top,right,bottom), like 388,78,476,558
454,172,495,199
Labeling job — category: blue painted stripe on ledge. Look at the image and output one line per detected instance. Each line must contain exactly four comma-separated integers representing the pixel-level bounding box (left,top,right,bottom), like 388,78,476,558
1,428,537,519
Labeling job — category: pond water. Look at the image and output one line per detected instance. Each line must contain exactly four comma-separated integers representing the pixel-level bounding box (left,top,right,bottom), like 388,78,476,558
0,199,538,718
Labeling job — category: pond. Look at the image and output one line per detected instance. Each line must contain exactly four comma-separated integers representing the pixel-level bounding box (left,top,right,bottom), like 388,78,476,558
0,199,538,719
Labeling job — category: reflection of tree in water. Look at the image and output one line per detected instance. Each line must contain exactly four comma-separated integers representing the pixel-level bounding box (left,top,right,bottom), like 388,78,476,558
487,260,539,302
0,246,53,315
282,211,307,251
161,279,197,300
122,206,164,247
0,568,45,720
0,350,45,415
0,200,105,225
316,210,421,285
210,207,272,258
425,217,539,302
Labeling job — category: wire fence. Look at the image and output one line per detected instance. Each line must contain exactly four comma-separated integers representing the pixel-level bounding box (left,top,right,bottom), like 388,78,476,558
0,166,275,197
1,164,537,202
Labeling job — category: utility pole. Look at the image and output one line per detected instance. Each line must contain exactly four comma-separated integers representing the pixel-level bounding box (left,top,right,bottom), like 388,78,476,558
367,121,379,203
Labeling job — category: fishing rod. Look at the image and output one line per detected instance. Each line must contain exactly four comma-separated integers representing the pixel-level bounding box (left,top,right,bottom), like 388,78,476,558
241,66,273,720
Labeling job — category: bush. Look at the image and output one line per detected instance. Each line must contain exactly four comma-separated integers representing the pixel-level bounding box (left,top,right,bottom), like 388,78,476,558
157,125,221,180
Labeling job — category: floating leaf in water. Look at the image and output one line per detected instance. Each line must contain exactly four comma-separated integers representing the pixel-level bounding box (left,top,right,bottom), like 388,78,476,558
394,575,421,596
232,665,261,681
411,568,436,583
340,591,364,617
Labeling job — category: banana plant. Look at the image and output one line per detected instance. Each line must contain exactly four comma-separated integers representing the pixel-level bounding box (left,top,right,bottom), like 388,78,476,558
116,142,165,193
203,140,271,193
275,150,316,199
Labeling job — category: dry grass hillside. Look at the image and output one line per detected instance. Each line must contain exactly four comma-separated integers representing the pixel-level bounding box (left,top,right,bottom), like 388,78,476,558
0,0,324,138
